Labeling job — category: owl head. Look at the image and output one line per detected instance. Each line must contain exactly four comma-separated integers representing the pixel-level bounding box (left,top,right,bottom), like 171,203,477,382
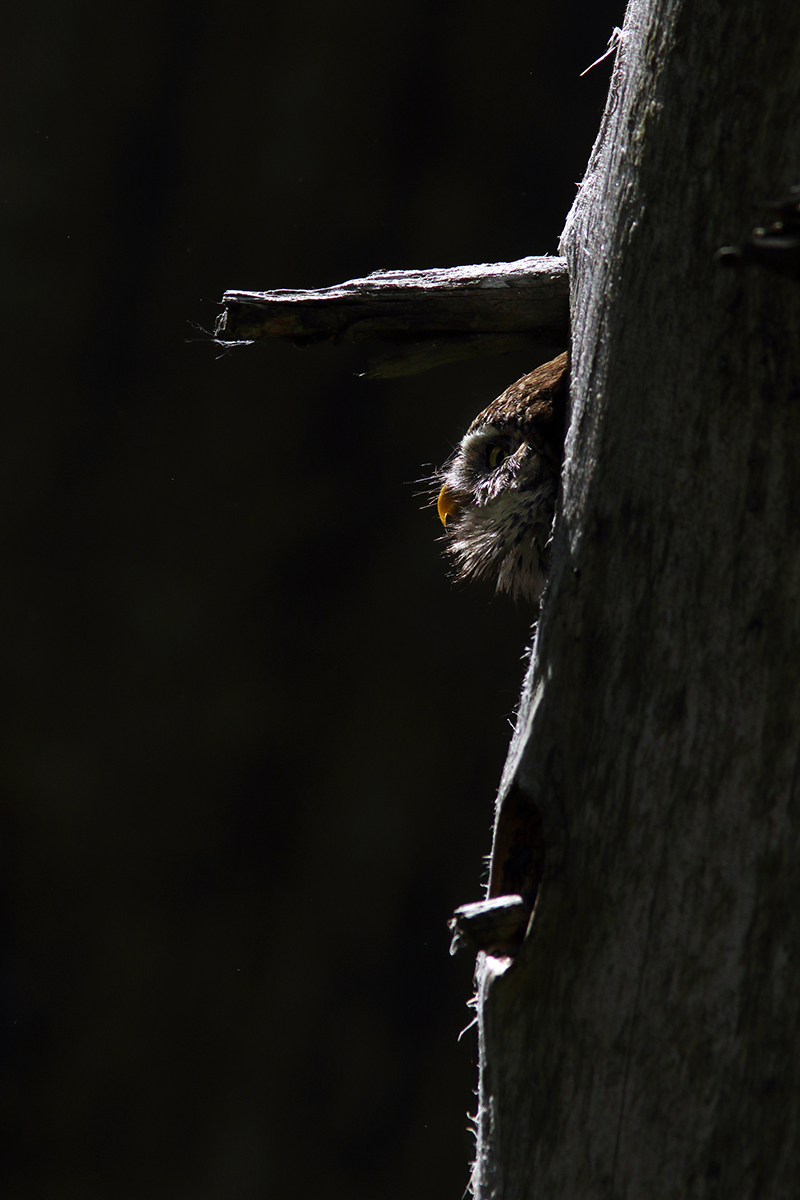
434,352,568,604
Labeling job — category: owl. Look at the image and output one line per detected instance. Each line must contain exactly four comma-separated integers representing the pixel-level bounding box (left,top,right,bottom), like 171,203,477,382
435,352,568,604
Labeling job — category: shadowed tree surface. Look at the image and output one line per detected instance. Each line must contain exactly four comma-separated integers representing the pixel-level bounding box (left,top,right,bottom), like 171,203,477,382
472,1,800,1197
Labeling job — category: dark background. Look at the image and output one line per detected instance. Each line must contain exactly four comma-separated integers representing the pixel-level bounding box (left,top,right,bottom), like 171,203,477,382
2,2,620,1196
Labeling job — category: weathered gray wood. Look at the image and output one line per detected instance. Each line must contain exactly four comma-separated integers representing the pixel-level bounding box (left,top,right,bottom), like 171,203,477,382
472,2,800,1198
214,257,569,376
449,896,530,957
716,185,800,279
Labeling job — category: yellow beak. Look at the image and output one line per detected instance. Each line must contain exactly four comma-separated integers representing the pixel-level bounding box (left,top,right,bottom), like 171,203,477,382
437,484,460,527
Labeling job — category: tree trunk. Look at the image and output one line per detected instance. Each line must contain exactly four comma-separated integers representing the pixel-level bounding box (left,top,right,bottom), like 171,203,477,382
472,2,800,1197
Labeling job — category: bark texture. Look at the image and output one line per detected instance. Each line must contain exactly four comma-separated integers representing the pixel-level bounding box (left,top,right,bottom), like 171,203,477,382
473,2,800,1197
215,257,568,375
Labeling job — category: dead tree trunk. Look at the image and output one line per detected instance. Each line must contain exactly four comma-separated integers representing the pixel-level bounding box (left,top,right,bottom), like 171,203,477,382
473,2,800,1197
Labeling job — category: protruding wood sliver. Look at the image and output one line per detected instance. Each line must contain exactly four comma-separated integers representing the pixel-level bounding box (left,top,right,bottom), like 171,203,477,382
715,184,800,280
448,894,531,956
214,256,570,375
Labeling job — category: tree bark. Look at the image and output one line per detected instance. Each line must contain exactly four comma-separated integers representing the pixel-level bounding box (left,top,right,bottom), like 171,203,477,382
214,257,568,375
473,2,800,1197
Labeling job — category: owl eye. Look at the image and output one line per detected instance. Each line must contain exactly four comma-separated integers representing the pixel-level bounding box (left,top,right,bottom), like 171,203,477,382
487,444,506,470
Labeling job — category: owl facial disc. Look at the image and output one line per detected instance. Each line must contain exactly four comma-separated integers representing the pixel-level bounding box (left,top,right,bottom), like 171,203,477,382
433,353,568,604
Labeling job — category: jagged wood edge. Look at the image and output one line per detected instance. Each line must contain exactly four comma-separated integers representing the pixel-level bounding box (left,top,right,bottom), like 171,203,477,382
213,256,570,377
